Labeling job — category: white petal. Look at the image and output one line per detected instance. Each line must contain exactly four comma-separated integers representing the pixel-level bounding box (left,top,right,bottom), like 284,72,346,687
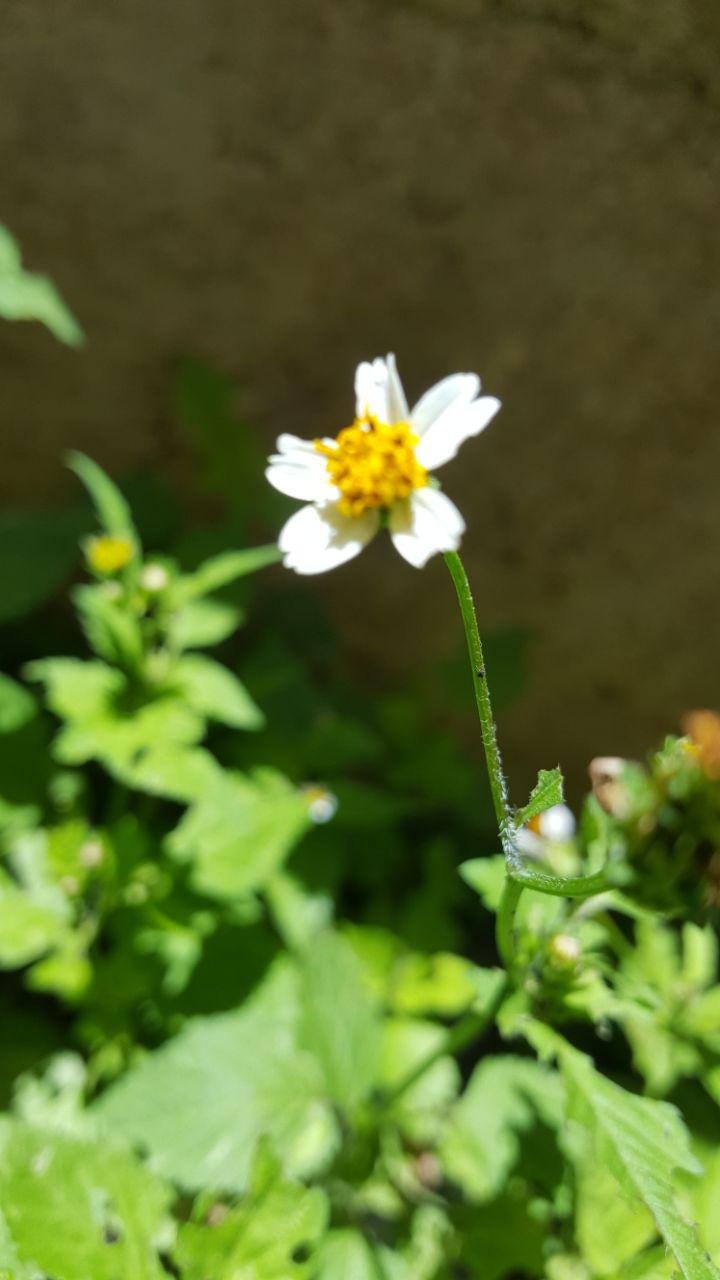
276,433,318,455
385,353,409,422
415,396,501,471
279,503,380,575
410,373,481,435
389,488,465,568
355,357,393,422
265,459,337,502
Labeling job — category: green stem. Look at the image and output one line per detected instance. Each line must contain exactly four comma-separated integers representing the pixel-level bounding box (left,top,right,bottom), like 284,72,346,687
496,877,523,970
443,552,513,846
444,551,609,910
379,973,509,1110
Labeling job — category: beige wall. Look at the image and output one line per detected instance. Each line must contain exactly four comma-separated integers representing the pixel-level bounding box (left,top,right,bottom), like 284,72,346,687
2,0,720,792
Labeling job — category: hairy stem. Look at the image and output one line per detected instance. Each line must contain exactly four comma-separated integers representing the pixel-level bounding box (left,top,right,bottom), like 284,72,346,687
443,552,514,846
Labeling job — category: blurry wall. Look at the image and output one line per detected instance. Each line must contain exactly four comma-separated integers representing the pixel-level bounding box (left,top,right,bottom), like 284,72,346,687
2,0,720,791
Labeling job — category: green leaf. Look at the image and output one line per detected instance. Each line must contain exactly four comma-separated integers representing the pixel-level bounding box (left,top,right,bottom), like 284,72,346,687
0,1119,172,1279
298,931,381,1110
66,452,137,543
554,1038,719,1280
94,959,339,1193
575,1160,656,1275
168,768,311,899
514,767,564,829
25,658,124,723
171,654,264,729
73,585,144,669
173,1144,328,1279
0,868,69,968
0,675,37,734
173,546,280,603
314,1231,378,1279
0,225,83,345
167,598,243,650
440,1056,562,1201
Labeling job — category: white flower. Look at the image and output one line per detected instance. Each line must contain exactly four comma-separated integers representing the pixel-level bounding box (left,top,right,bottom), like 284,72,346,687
266,354,501,574
516,803,577,856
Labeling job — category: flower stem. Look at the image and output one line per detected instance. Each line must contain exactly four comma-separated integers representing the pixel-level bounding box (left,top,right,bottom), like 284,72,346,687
443,552,513,845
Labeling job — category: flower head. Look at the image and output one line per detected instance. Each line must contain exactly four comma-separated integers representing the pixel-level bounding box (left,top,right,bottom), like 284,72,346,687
266,354,500,574
85,534,134,575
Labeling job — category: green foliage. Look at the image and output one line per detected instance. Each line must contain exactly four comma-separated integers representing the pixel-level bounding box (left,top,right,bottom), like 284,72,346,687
0,223,83,345
515,766,565,828
0,416,719,1280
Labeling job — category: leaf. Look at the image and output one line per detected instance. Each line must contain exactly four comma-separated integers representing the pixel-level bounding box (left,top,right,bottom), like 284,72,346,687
167,598,243,650
555,1039,719,1280
25,658,124,722
168,768,311,899
0,1119,172,1279
73,585,144,669
298,931,381,1111
378,1017,459,1146
575,1160,656,1275
0,675,37,734
440,1056,562,1201
173,1144,328,1279
514,767,564,829
66,452,137,543
0,224,83,345
171,654,264,729
0,869,69,968
172,546,280,603
314,1230,379,1279
94,959,339,1193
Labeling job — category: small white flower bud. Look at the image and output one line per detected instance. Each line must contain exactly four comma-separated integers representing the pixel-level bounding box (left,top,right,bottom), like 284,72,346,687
548,934,582,967
302,785,338,824
140,563,170,594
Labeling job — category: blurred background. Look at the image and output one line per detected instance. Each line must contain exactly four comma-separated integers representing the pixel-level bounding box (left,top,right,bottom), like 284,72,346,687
2,0,720,795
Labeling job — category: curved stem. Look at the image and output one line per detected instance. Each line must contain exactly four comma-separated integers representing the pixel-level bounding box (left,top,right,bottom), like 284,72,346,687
444,551,608,908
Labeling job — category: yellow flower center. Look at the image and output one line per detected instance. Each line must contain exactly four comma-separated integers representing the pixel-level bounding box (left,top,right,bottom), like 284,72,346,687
85,534,134,575
315,414,427,518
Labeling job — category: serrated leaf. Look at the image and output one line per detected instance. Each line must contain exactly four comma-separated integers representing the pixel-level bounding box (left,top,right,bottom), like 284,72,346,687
66,451,138,543
575,1160,655,1275
94,959,340,1193
440,1056,562,1201
171,654,264,729
0,1120,172,1279
514,767,564,829
173,1144,328,1279
556,1040,719,1280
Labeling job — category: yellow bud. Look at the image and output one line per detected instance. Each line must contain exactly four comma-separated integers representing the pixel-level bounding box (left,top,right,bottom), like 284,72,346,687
85,535,134,575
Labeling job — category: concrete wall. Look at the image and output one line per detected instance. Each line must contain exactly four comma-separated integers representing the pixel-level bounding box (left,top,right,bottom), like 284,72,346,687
2,0,720,791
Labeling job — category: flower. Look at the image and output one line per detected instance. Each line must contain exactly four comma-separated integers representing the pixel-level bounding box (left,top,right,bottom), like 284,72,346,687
266,354,500,574
85,534,134,575
516,803,576,856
